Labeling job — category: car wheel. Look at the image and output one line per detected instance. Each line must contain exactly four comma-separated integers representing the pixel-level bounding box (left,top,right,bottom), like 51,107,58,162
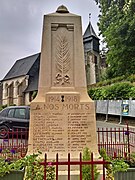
0,125,9,139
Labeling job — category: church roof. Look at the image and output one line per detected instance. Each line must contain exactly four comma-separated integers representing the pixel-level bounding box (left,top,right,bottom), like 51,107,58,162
24,73,39,92
83,22,99,39
3,53,40,81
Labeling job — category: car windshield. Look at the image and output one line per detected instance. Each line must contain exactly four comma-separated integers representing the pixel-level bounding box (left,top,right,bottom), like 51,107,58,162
14,108,26,119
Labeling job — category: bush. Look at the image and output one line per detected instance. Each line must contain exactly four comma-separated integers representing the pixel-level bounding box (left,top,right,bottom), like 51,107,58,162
0,150,55,180
127,74,135,83
82,147,99,180
0,104,7,111
100,148,129,180
96,74,135,88
88,82,134,100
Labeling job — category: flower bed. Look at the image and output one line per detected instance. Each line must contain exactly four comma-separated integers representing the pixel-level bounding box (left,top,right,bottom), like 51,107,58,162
0,148,55,180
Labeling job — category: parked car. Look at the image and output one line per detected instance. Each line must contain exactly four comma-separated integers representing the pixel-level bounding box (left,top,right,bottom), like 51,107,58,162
0,106,30,138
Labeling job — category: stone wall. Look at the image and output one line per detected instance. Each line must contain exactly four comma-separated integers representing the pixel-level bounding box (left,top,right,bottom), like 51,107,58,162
2,76,29,105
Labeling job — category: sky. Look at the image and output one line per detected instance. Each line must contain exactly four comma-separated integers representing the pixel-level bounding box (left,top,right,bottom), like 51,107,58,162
0,0,99,80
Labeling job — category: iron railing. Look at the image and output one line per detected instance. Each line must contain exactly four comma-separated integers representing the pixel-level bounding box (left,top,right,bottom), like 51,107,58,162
0,124,134,159
97,124,135,157
40,152,110,180
0,129,28,159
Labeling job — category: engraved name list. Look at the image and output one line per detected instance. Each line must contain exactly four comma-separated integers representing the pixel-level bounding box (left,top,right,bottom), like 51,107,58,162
31,95,92,153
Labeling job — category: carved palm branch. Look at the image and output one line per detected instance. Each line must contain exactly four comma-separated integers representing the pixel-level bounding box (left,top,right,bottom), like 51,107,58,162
56,35,70,76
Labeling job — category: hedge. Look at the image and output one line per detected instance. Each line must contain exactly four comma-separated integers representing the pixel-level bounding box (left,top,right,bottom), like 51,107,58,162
91,74,135,88
88,82,135,100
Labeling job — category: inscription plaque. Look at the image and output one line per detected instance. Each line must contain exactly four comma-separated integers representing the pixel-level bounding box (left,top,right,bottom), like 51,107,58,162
29,94,96,157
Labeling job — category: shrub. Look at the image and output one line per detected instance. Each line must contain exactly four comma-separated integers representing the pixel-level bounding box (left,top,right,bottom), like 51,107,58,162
0,150,55,180
127,74,135,83
0,104,16,111
100,148,129,179
95,74,135,88
88,82,134,100
82,147,99,180
0,104,7,111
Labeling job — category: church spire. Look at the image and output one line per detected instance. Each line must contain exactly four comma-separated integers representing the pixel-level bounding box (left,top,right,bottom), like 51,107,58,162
83,23,98,39
89,13,91,22
83,13,99,53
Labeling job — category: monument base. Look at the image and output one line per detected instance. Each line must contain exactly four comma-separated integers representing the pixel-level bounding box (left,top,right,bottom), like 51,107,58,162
58,171,79,180
28,93,98,159
58,170,103,180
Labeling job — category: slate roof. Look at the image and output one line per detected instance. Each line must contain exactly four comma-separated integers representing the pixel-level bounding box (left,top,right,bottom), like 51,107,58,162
83,22,99,40
24,71,39,92
3,53,40,81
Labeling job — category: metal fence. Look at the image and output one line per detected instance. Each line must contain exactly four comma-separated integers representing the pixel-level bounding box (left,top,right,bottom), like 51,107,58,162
0,127,134,179
0,129,28,159
0,125,134,160
97,124,135,158
40,152,110,180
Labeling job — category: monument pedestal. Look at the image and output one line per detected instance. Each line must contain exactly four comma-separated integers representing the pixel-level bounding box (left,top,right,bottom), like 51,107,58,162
58,171,80,180
28,91,98,159
58,172,103,180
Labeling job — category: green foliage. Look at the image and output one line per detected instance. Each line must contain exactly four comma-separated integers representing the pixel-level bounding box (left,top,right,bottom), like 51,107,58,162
95,0,135,78
96,75,126,87
100,148,129,180
88,88,103,100
88,82,135,100
0,104,7,111
0,151,55,180
32,91,38,100
0,104,16,111
95,74,135,88
112,159,129,174
9,104,16,106
127,74,135,83
82,147,99,180
129,152,135,167
0,159,12,177
24,152,55,180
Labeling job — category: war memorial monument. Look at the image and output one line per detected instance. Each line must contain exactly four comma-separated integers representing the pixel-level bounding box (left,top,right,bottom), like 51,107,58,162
28,5,98,178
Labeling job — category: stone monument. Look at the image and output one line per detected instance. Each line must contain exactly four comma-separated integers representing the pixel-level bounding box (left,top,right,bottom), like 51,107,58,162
28,5,98,160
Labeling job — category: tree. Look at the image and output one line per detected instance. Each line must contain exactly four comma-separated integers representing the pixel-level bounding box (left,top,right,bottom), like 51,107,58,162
95,0,135,78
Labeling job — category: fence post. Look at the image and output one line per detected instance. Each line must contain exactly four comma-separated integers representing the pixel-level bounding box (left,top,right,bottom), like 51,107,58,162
16,129,18,148
44,153,47,180
127,124,130,158
103,158,106,180
80,152,82,180
91,153,94,180
119,99,123,124
56,153,58,180
105,99,109,122
68,153,70,180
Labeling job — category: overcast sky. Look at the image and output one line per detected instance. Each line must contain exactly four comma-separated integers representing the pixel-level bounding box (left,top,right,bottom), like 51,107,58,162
0,0,99,80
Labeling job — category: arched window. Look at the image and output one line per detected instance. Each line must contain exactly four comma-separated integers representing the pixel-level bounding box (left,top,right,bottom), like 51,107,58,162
5,83,8,97
15,81,19,96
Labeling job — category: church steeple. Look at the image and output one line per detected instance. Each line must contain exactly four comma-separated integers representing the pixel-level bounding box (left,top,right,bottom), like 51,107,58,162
83,14,100,85
83,21,99,39
83,16,99,53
